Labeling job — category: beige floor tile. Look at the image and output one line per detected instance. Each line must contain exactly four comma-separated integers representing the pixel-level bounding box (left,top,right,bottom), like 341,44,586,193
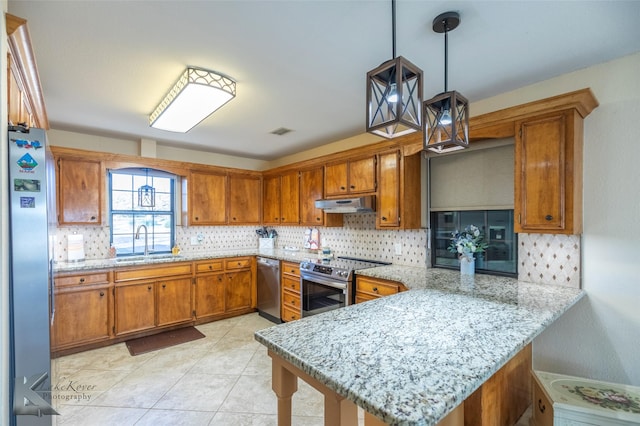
218,374,277,415
135,343,210,374
135,408,215,425
242,348,272,375
52,368,130,407
153,373,238,411
91,369,184,408
189,346,256,376
209,412,325,426
55,405,147,425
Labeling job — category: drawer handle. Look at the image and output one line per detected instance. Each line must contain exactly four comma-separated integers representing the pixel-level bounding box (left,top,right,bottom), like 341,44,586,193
99,291,104,297
538,398,546,413
79,278,85,283
209,265,213,270
373,287,378,292
545,215,553,221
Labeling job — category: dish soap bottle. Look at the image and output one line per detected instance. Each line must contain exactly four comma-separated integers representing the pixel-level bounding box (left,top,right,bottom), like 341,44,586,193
172,244,181,256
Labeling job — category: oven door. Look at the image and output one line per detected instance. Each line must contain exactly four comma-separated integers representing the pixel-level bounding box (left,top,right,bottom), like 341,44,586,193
300,273,347,317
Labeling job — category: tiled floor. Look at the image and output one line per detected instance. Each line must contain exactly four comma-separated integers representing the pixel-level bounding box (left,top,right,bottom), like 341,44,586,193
51,313,531,425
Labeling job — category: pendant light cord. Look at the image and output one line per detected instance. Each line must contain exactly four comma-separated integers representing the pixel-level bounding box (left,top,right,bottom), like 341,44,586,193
444,22,449,92
391,0,396,59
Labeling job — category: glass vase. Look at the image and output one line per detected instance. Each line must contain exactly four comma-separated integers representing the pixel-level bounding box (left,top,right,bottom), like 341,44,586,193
460,255,475,275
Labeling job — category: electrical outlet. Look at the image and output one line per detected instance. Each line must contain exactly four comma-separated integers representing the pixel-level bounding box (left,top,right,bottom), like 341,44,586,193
190,236,200,245
394,243,402,256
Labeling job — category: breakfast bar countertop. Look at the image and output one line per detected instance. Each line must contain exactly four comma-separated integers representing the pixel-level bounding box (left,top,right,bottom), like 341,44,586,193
254,268,584,426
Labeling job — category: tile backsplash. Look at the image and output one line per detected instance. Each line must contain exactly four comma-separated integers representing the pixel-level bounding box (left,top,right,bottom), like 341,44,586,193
53,220,581,288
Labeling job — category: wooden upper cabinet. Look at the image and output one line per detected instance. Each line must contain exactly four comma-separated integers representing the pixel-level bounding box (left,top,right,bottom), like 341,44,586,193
515,110,583,234
262,175,281,225
325,156,376,197
228,174,261,224
377,150,422,229
189,170,227,225
280,171,300,224
57,157,102,225
263,172,300,225
300,167,324,225
6,14,48,129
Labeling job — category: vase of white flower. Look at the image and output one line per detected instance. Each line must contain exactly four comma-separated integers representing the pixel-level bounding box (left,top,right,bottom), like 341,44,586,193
448,225,488,276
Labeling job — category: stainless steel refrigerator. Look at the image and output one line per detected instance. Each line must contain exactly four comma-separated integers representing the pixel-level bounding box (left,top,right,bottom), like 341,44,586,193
8,126,55,425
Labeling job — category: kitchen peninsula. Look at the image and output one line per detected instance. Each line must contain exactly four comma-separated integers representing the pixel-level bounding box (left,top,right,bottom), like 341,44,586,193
255,268,583,426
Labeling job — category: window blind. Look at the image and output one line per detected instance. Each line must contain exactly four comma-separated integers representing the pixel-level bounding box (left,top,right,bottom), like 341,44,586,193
429,141,514,211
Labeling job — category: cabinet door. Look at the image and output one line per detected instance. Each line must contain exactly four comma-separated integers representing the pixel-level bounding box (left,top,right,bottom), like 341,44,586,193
348,156,376,194
262,175,281,225
377,151,400,227
225,270,252,312
280,171,300,224
515,111,580,234
114,282,155,335
190,171,227,225
52,285,111,349
324,162,349,196
228,174,261,224
195,273,225,319
299,167,324,225
157,277,193,327
58,157,102,224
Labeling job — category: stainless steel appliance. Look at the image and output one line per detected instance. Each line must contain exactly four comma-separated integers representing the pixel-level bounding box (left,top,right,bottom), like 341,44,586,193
8,126,56,425
299,257,390,317
257,257,282,324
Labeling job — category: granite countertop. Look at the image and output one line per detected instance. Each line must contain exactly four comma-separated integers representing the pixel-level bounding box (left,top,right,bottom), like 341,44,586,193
53,248,315,273
254,268,584,426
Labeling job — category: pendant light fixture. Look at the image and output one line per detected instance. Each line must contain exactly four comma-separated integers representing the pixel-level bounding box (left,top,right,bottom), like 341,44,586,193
137,168,156,208
423,11,469,153
366,0,423,139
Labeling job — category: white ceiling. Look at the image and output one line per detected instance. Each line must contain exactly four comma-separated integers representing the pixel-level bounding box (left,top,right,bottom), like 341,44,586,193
8,1,640,161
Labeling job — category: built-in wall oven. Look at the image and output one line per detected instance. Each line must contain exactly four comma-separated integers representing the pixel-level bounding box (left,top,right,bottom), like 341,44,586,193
299,257,391,317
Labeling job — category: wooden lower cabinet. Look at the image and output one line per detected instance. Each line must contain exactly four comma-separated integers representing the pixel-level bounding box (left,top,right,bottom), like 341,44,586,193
52,284,112,351
157,277,193,326
226,270,253,312
355,276,407,303
281,261,301,322
195,272,226,319
114,281,156,336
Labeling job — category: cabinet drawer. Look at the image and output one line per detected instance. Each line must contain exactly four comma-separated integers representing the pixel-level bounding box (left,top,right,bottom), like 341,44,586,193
282,289,300,309
114,263,193,282
225,257,251,270
282,275,300,293
356,277,400,296
282,304,301,322
196,260,224,274
531,377,554,426
55,272,110,287
281,261,300,277
355,292,380,304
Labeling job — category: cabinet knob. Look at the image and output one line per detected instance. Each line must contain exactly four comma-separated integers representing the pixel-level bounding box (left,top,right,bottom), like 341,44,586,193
373,287,378,293
545,215,553,221
148,285,152,290
208,265,213,270
79,278,85,283
162,284,166,289
538,398,546,413
350,185,355,189
195,216,199,221
316,217,320,221
381,216,387,221
232,217,236,221
281,217,285,221
99,291,104,297
218,276,223,281
340,186,346,190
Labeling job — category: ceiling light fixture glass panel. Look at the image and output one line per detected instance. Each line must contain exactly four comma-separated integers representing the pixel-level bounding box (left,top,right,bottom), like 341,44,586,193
149,67,236,133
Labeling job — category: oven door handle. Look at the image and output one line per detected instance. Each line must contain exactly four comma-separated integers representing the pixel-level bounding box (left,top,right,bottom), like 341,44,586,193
300,273,348,291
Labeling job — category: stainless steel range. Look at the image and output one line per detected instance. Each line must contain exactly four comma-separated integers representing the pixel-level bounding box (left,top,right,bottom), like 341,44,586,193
299,256,391,317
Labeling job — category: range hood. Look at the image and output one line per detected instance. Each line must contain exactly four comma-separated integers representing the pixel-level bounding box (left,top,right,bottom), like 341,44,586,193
314,196,375,213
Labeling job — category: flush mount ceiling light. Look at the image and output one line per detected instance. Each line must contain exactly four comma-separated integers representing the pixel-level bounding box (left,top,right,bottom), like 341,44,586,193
423,11,469,154
366,0,423,139
149,66,236,133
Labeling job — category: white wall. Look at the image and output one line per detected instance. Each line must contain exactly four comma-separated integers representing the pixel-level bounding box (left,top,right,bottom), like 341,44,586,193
473,53,640,385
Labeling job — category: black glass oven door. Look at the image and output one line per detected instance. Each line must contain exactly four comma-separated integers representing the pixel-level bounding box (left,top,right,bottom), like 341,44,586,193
301,275,346,317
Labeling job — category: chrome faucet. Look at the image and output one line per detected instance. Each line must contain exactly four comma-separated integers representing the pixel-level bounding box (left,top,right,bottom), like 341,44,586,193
135,224,149,256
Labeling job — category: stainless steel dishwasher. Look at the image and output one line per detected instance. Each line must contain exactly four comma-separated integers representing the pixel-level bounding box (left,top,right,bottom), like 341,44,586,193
257,257,282,324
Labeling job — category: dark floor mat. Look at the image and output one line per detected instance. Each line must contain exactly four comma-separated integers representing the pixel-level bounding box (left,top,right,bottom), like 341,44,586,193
125,327,205,356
